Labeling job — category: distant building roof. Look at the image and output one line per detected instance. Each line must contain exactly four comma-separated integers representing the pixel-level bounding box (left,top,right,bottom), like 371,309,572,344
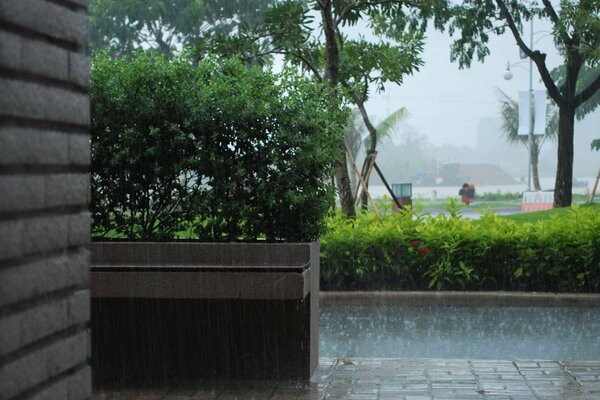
439,163,517,186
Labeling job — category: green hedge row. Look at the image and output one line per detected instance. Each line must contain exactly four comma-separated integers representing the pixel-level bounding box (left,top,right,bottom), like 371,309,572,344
91,52,347,241
320,203,600,292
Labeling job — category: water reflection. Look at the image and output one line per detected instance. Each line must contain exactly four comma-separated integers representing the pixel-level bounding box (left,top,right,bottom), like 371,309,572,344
320,305,600,360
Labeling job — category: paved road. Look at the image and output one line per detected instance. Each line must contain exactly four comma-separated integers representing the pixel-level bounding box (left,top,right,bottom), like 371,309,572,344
93,358,600,399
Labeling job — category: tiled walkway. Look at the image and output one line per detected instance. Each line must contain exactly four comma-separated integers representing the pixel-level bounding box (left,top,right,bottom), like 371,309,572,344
92,358,600,400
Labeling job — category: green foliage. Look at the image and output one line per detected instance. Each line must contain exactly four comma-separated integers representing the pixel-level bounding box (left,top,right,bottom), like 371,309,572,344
200,0,443,102
592,139,600,151
503,203,600,223
198,0,451,216
91,0,203,55
449,0,600,206
91,51,202,239
321,205,600,292
91,51,347,241
90,0,272,56
476,192,522,201
551,64,600,120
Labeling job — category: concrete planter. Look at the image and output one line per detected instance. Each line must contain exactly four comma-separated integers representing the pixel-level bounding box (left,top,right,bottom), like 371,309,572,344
90,241,319,386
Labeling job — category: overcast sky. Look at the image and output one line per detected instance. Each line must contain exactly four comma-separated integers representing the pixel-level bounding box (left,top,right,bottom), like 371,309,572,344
363,18,564,147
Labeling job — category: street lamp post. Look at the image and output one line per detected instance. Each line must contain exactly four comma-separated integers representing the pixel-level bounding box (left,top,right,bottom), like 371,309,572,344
503,19,535,192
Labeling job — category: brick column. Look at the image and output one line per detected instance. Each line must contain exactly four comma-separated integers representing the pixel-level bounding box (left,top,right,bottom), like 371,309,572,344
0,0,91,399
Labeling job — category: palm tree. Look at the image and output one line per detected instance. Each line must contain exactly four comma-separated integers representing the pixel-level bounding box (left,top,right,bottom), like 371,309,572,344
497,89,558,191
344,107,409,201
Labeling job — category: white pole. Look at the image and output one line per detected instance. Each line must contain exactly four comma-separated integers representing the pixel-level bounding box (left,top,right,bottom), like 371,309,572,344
528,18,534,192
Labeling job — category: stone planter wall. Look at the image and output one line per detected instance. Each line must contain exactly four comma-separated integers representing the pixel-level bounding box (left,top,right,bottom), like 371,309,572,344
90,242,319,386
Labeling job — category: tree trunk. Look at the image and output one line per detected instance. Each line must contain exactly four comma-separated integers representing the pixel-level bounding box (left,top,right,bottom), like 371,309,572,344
353,93,378,209
321,1,339,85
334,145,356,217
153,29,172,56
531,143,541,191
321,1,355,217
554,105,575,207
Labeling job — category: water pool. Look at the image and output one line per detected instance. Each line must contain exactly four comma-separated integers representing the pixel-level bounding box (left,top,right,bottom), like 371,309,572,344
319,305,600,360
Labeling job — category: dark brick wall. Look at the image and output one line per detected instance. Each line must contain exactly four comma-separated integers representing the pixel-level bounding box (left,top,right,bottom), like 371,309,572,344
0,0,91,399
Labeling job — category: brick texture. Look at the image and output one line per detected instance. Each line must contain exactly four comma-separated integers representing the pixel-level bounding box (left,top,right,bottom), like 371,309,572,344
69,134,91,165
0,332,88,399
0,128,70,165
0,291,89,355
0,30,69,82
0,0,88,47
0,29,90,88
0,250,89,308
0,78,90,125
0,174,89,212
0,1,91,399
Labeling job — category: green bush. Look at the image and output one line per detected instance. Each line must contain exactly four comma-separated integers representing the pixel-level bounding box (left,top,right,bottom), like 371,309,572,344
476,192,522,201
321,203,600,292
91,51,202,239
91,51,347,241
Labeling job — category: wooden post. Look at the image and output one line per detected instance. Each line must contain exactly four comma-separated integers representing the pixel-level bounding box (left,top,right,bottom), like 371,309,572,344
373,162,403,210
355,153,377,207
353,159,367,204
344,143,381,219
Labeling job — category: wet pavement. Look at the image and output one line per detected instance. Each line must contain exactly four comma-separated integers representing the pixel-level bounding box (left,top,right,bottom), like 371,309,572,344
92,358,600,399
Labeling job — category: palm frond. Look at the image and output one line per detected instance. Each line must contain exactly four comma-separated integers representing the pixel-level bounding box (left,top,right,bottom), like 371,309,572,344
374,106,410,142
358,106,410,151
496,88,559,145
496,88,526,145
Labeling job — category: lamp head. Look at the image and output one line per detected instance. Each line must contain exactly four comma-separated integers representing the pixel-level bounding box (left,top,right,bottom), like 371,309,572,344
503,63,513,80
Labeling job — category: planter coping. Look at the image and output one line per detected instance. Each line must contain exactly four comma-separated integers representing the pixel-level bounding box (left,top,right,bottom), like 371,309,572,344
92,269,311,300
90,242,316,300
91,241,316,267
320,291,600,307
91,263,309,273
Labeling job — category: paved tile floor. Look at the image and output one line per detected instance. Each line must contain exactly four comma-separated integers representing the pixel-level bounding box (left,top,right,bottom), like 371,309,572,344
92,358,600,400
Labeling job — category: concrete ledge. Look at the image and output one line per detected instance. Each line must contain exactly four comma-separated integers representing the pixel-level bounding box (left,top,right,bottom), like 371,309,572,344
92,269,311,300
320,291,600,307
91,242,313,267
91,242,315,300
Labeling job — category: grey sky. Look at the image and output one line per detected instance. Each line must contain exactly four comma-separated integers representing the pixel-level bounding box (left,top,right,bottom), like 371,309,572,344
364,19,564,147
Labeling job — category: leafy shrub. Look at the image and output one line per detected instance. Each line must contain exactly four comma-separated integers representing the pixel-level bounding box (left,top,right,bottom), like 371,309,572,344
321,203,600,292
91,51,347,241
476,192,522,201
91,51,202,239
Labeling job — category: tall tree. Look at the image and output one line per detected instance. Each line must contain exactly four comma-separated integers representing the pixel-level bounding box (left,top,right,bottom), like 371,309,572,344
497,89,558,191
90,0,272,56
201,0,449,216
450,0,600,207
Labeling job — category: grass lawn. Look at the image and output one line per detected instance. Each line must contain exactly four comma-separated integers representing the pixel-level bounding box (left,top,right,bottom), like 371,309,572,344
413,199,522,212
502,202,600,223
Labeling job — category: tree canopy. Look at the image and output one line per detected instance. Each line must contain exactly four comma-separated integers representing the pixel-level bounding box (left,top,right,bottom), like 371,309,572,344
90,0,273,56
449,0,600,206
199,0,450,216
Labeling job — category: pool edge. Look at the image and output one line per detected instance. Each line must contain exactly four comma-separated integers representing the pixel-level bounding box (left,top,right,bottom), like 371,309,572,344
320,291,600,307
